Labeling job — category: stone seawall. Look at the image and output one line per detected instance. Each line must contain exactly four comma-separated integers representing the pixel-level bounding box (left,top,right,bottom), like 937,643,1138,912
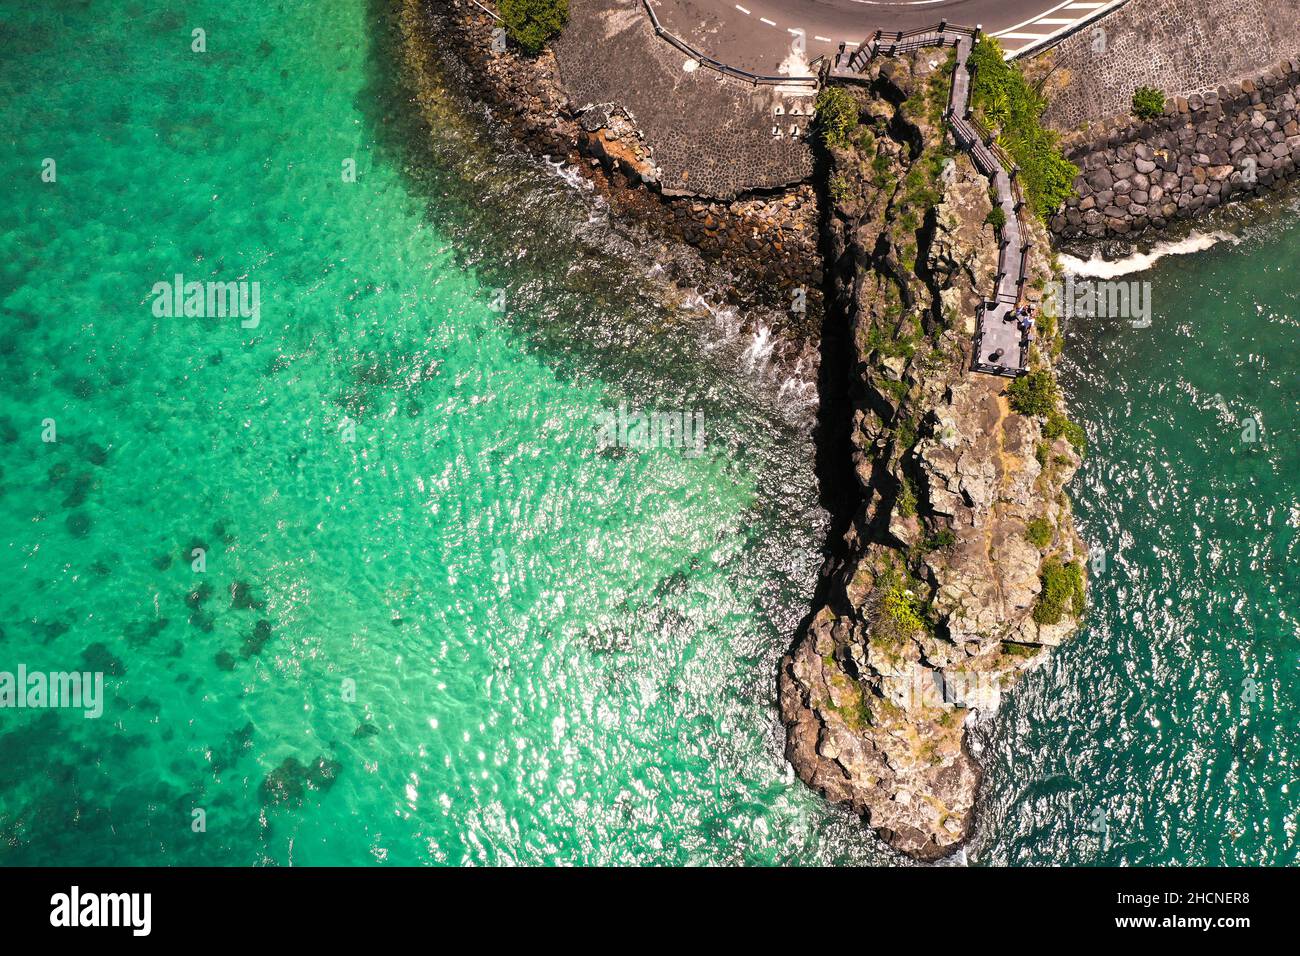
1050,57,1300,241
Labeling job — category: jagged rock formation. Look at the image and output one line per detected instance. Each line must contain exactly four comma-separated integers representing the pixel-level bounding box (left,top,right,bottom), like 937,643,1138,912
780,55,1086,861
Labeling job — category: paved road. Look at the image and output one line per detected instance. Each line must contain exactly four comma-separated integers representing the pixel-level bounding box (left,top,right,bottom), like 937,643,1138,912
651,0,1116,73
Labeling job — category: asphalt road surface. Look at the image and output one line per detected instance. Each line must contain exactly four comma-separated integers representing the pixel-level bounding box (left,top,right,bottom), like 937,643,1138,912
651,0,1115,72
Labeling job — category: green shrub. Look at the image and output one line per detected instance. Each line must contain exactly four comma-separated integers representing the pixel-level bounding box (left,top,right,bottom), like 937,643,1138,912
1132,86,1166,120
986,206,1007,229
922,527,957,552
882,582,925,634
1043,410,1087,457
500,0,568,55
815,86,860,149
1006,369,1058,417
969,37,1078,217
828,174,852,204
1032,558,1085,625
896,474,918,518
1024,518,1053,549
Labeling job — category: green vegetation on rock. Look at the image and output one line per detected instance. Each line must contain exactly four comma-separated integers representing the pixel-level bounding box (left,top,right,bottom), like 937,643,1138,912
500,0,568,56
1024,518,1053,549
1007,369,1058,417
1132,86,1167,120
815,86,860,149
968,36,1078,218
1044,409,1087,457
1033,558,1085,625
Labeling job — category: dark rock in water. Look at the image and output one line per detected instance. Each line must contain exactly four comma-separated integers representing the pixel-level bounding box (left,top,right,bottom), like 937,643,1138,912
62,473,96,508
167,640,184,658
260,753,342,807
80,441,109,466
260,757,308,807
306,755,342,790
212,521,236,545
389,617,404,627
91,560,112,577
153,553,174,571
188,610,214,632
240,619,273,658
66,512,92,537
124,617,169,647
47,462,70,484
214,649,237,671
210,721,255,773
0,417,17,444
185,582,214,609
208,351,224,366
81,642,125,676
42,620,70,642
406,400,421,418
353,722,380,739
229,580,265,610
53,373,93,400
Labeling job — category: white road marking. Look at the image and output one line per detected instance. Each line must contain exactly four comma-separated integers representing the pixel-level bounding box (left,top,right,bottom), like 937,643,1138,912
759,17,777,26
814,35,834,42
999,32,1051,39
734,4,750,13
991,1,1077,36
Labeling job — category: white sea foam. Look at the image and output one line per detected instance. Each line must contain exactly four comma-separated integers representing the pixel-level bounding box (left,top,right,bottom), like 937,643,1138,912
1059,231,1238,278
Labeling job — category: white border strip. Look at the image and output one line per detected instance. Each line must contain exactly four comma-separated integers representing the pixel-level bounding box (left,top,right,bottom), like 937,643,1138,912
1004,0,1130,59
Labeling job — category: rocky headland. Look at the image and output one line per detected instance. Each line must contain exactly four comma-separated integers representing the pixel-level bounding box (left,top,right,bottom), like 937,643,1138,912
416,2,1089,862
778,55,1086,860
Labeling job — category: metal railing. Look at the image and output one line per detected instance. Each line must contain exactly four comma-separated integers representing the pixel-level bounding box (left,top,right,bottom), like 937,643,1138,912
467,0,502,21
641,0,819,87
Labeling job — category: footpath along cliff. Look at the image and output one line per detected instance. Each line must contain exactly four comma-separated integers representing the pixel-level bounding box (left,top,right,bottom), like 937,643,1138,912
778,52,1087,861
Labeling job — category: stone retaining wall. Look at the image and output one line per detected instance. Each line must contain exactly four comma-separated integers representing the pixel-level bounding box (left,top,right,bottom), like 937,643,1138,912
1050,58,1300,241
1037,0,1300,131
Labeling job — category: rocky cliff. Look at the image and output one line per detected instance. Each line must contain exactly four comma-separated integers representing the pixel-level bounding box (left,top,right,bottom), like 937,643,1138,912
780,56,1087,861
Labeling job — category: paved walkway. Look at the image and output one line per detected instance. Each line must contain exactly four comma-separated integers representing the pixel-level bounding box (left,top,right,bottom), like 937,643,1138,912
552,0,814,198
834,26,1031,376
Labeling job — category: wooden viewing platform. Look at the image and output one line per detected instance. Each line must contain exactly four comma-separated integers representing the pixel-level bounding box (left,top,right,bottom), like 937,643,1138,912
831,24,1031,377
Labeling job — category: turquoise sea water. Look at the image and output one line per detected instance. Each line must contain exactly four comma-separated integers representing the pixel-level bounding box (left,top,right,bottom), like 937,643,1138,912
1,0,1296,866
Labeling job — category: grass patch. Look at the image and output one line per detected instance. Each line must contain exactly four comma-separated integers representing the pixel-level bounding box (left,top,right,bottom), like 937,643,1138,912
896,474,918,518
969,36,1078,218
922,527,957,553
828,174,852,204
1024,517,1053,549
1044,409,1087,457
1032,558,1085,625
1132,86,1166,120
1006,369,1058,417
815,86,860,149
500,0,568,55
